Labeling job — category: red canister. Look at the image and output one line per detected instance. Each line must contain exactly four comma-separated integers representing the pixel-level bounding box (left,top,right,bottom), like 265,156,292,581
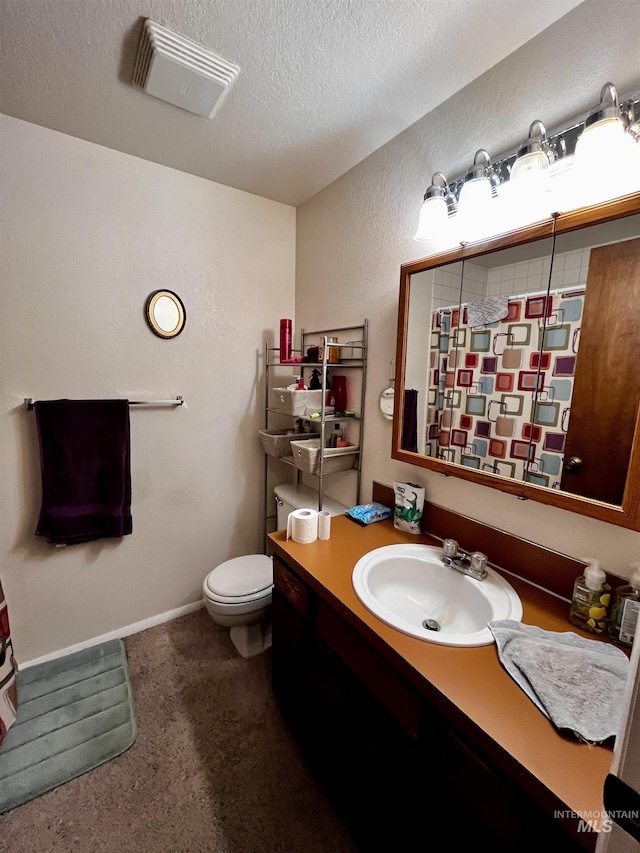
279,319,292,362
332,375,347,412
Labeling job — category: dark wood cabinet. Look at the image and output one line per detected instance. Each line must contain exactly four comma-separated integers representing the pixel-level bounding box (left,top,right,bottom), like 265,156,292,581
272,557,425,851
271,555,592,853
304,631,425,851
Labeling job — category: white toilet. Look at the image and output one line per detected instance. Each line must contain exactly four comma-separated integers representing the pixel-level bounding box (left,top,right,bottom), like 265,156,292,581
202,483,347,658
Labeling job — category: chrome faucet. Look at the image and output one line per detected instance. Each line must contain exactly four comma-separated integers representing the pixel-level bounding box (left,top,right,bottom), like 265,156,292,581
441,539,488,581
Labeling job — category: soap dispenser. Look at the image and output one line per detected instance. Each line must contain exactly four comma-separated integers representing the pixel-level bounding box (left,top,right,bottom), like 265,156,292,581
608,564,640,647
568,559,610,635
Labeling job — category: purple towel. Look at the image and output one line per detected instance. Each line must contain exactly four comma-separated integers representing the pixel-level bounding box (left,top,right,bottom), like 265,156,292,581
34,399,132,545
401,389,418,453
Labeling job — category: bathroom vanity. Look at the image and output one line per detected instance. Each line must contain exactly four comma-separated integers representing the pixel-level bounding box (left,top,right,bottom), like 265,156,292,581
268,515,615,852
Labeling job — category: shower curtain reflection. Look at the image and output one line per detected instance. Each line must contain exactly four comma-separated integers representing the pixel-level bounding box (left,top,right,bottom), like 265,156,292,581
425,290,585,485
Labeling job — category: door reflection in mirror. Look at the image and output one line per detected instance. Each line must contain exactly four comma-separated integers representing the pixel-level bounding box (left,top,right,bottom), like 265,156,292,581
403,260,468,456
555,234,640,504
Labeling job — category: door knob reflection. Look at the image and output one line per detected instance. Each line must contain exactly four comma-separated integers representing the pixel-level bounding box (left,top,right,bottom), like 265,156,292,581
564,456,583,473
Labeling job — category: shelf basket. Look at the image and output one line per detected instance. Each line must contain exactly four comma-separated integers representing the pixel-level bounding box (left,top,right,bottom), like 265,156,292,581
269,388,323,416
258,428,316,458
290,438,359,475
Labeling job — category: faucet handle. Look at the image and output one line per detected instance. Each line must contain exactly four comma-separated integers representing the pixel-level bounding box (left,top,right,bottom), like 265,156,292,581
443,538,459,557
470,551,488,572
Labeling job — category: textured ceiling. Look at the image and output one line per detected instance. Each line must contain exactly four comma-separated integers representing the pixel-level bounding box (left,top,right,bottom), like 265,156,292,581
0,0,583,206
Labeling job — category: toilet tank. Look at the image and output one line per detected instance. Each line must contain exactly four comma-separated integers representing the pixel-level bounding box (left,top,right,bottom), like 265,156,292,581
273,483,348,530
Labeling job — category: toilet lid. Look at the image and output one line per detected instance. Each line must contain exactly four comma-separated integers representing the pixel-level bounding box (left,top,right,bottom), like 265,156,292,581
205,554,273,599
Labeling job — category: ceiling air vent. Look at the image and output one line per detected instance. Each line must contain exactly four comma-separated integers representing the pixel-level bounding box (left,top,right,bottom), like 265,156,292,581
132,19,240,118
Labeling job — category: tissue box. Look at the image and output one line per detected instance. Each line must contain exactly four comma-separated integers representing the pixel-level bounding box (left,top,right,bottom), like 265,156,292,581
258,429,316,458
269,388,323,416
290,438,358,475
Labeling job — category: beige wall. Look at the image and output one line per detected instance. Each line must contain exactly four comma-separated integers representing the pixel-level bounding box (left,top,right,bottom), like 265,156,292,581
0,115,295,662
296,0,640,576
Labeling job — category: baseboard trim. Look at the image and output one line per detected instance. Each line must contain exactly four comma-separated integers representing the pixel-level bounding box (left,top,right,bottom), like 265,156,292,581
20,600,205,669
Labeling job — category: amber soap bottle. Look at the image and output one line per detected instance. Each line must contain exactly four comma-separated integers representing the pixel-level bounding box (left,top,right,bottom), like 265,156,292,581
568,559,610,635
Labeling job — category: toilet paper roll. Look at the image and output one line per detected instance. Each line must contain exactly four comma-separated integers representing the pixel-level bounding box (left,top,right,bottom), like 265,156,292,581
318,510,331,540
286,508,318,544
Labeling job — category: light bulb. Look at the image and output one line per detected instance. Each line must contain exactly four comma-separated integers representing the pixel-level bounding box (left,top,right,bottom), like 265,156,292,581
457,176,494,242
572,118,639,207
506,157,553,227
414,196,449,242
510,149,551,187
455,149,499,243
569,83,640,208
414,172,457,247
506,119,553,227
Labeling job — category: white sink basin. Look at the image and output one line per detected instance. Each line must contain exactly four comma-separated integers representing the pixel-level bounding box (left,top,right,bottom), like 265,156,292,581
352,543,522,647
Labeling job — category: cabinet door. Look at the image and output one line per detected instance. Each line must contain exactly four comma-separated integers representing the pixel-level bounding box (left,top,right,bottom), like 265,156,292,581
315,599,420,739
271,559,427,851
427,716,592,852
304,635,426,853
271,590,310,729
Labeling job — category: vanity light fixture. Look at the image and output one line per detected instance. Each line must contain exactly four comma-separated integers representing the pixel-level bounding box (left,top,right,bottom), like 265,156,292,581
414,173,455,242
414,80,640,245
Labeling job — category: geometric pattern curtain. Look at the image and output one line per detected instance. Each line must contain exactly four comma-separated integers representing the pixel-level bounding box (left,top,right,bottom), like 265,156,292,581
0,580,17,747
426,291,585,486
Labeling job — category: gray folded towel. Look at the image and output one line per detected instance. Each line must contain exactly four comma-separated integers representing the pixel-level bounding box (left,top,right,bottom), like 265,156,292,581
466,296,509,326
489,620,629,743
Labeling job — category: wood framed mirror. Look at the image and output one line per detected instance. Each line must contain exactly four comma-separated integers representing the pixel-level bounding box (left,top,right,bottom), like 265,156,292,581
392,192,640,530
145,290,186,339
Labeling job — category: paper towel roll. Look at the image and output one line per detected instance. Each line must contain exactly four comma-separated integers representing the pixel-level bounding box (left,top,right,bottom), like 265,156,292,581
318,510,331,540
286,508,318,544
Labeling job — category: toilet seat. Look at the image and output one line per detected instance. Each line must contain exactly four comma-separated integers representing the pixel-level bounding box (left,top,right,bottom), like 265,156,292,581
204,554,273,604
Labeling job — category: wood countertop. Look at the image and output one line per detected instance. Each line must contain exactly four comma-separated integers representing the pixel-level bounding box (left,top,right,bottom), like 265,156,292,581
268,516,617,845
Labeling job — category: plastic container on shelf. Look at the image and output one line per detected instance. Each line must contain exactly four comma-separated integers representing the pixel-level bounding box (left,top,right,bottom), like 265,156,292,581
608,565,640,647
269,388,323,416
290,438,358,475
258,428,316,458
318,337,340,364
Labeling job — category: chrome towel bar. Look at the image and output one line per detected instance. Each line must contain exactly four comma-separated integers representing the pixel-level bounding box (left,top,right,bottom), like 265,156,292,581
24,396,184,410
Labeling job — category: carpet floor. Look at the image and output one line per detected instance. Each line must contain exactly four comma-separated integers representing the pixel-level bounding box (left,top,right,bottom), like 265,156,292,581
0,610,360,853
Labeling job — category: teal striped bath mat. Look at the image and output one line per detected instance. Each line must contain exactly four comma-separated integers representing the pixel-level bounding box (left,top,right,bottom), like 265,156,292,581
0,638,136,813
